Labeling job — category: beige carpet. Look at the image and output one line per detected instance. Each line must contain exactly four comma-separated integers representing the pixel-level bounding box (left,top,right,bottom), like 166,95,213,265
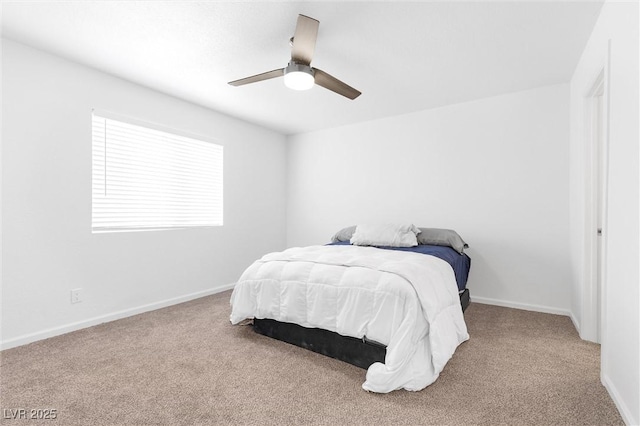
0,291,623,425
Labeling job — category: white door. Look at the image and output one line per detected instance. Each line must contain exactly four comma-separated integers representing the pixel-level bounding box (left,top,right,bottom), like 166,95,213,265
594,92,604,343
583,70,607,344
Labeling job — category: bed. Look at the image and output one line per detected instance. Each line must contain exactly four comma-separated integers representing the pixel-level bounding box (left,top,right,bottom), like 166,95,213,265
230,225,471,393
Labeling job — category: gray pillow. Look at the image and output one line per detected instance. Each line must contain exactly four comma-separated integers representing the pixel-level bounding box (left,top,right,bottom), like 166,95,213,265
417,228,468,254
330,225,356,242
332,226,468,254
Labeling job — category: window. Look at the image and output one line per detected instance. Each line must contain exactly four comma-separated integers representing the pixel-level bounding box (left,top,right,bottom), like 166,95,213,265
92,112,223,233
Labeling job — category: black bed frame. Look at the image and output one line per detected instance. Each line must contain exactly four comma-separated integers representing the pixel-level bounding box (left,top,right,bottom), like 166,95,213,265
253,288,470,370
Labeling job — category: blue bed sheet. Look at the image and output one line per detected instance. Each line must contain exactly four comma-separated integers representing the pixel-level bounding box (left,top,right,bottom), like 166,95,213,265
327,241,471,291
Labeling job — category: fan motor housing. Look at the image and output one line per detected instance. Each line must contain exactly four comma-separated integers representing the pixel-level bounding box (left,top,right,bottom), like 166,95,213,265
284,61,315,77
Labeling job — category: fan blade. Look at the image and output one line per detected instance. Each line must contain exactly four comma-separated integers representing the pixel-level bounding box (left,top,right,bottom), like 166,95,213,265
291,14,319,66
313,68,361,100
228,68,284,86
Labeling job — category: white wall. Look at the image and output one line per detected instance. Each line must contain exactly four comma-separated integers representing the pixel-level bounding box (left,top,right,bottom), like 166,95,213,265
287,84,571,314
569,1,639,424
1,39,287,348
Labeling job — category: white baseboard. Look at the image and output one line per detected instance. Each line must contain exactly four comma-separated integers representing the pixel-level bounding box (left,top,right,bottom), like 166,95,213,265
0,283,235,351
602,372,637,426
471,295,572,317
569,311,581,335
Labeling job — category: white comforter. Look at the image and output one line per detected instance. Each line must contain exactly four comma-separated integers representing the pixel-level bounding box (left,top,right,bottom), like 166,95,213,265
229,245,469,393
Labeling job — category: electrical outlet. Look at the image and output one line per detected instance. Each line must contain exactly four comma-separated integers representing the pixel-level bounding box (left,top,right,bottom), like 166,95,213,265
70,288,83,304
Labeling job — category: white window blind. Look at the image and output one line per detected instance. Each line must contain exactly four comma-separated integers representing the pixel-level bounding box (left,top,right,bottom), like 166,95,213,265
92,112,223,233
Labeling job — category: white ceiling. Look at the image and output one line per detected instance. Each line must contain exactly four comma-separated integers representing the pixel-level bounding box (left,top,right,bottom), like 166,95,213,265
2,1,603,135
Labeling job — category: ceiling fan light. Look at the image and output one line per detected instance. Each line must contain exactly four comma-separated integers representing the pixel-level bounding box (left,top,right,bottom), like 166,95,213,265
284,62,315,91
284,71,314,90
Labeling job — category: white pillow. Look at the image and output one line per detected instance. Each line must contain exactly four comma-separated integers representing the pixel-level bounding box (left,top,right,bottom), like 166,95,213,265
350,224,421,247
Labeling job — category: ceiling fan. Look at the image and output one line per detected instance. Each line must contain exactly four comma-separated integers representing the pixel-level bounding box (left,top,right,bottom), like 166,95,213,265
228,14,361,100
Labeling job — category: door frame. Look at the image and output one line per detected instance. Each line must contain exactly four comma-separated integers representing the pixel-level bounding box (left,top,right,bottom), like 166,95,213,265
581,43,610,348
